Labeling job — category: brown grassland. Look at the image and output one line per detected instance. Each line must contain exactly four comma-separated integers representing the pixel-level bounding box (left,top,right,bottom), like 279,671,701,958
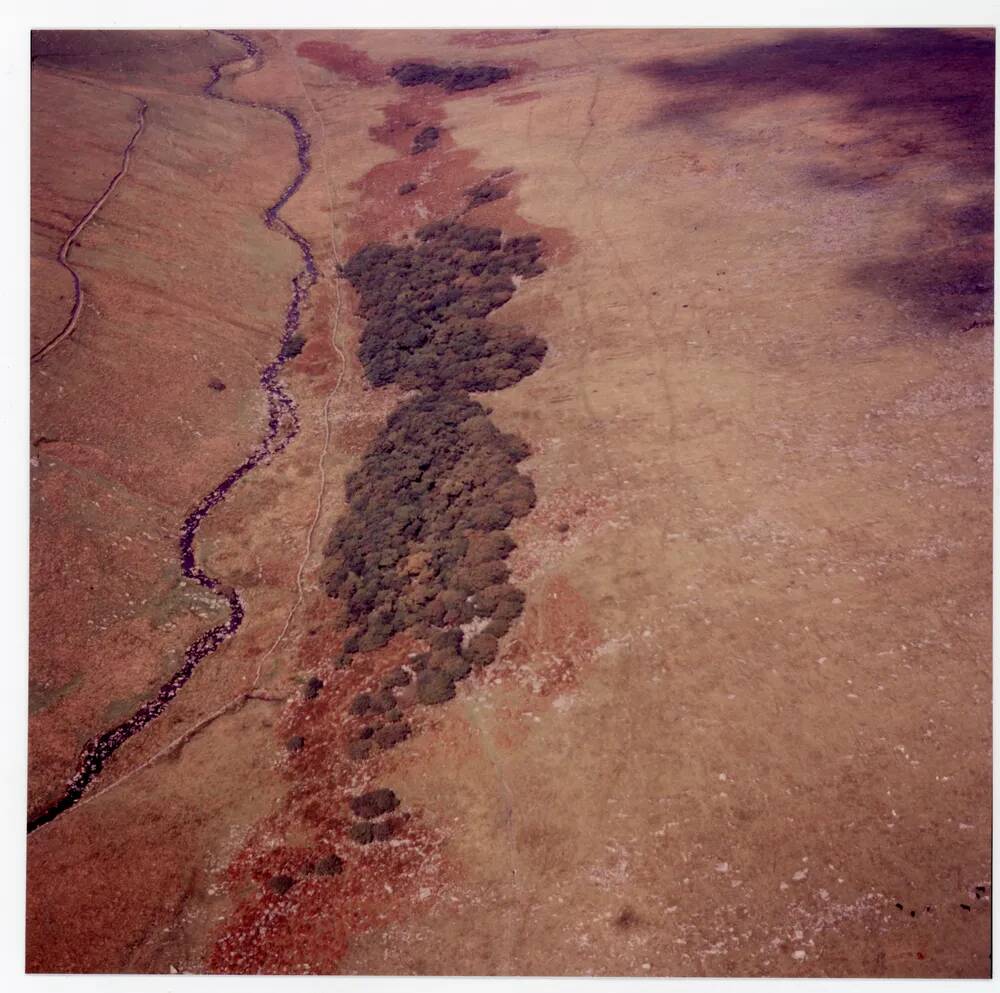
28,28,992,975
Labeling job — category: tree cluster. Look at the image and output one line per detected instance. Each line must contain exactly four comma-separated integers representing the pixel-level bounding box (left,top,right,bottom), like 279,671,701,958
324,218,547,735
389,62,511,92
339,220,546,393
322,390,534,660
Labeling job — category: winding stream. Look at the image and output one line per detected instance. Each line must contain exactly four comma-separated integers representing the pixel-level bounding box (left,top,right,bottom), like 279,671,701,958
29,32,318,833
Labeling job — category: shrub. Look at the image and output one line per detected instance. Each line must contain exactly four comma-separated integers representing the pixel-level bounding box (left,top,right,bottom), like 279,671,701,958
412,126,440,155
465,180,507,209
339,220,545,395
350,788,399,818
389,62,511,93
266,875,295,895
375,722,412,749
465,632,499,666
313,854,344,876
280,333,307,360
324,217,546,707
347,739,373,761
382,667,411,688
416,668,456,705
350,821,374,844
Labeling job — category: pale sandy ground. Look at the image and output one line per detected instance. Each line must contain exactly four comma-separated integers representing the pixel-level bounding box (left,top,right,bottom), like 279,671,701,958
28,28,991,976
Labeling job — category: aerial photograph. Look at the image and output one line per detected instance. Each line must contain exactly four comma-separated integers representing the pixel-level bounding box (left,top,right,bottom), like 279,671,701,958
26,20,993,978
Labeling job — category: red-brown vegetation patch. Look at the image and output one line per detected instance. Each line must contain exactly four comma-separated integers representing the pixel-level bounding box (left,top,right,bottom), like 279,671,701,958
490,574,597,697
206,625,457,973
295,40,385,85
347,89,575,261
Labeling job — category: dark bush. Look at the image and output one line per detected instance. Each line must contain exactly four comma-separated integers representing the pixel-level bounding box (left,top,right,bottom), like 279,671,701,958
465,632,500,667
339,221,546,394
382,667,411,688
324,216,547,721
350,788,399,818
416,668,456,705
369,688,397,714
441,652,473,681
280,333,307,360
347,739,373,761
398,181,418,195
389,62,452,87
349,692,373,716
350,821,374,844
313,854,345,876
389,62,511,93
412,126,440,155
375,721,412,749
430,628,463,652
322,390,537,658
465,180,507,209
266,875,295,895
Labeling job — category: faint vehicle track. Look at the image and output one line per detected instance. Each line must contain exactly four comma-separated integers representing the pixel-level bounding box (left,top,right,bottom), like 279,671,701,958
28,31,320,834
31,93,148,363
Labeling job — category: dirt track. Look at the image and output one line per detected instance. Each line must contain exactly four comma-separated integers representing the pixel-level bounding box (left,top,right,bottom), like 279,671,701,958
28,28,992,976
